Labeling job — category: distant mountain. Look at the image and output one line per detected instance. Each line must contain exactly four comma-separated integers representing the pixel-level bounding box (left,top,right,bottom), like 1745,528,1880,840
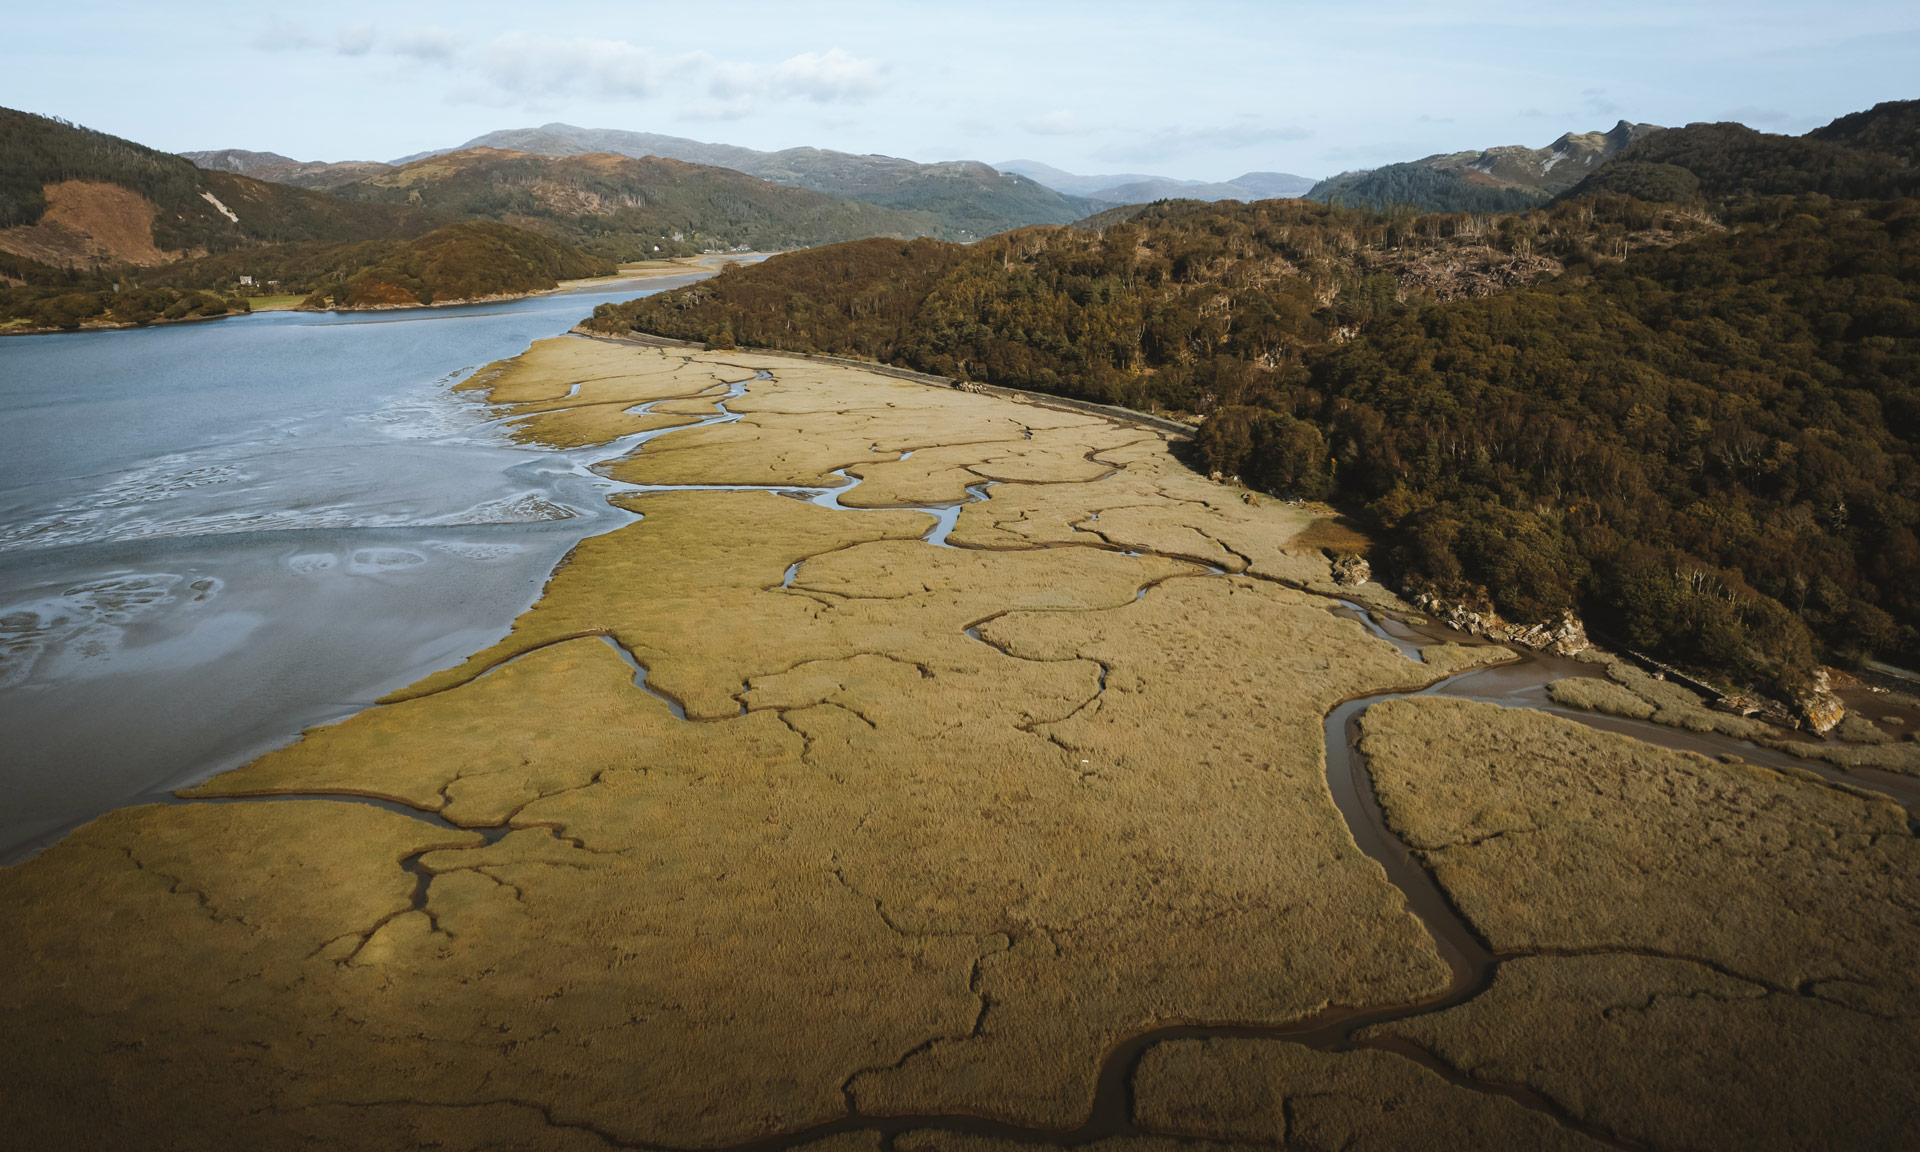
1231,172,1321,198
0,106,435,271
421,124,1104,239
994,160,1161,197
0,108,619,320
1566,102,1920,203
998,160,1316,204
317,147,944,261
1309,121,1663,213
180,149,391,190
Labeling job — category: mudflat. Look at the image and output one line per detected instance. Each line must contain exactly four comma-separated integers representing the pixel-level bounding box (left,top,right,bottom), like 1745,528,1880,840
3,337,1911,1150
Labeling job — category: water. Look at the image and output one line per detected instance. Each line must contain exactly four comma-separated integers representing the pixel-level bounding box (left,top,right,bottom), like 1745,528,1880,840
0,278,707,859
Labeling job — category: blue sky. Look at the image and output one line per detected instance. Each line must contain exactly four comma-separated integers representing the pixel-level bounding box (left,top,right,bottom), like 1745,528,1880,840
6,1,1916,180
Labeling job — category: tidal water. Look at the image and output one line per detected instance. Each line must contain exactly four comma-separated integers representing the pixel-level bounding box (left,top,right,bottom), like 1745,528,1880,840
0,280,704,859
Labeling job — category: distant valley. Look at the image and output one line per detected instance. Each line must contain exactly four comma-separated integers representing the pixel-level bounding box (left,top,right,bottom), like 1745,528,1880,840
997,160,1317,204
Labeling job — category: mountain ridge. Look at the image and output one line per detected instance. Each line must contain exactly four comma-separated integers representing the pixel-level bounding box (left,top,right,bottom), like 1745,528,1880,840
314,145,944,259
1308,120,1663,213
998,160,1316,203
405,123,1105,239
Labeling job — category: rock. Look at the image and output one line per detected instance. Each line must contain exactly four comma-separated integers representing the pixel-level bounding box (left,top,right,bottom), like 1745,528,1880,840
1407,589,1588,656
1331,553,1371,588
1795,670,1846,734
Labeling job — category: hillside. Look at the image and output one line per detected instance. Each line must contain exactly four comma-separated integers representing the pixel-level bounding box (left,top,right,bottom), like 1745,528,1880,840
316,147,942,260
425,123,1105,239
585,169,1920,705
1808,98,1920,163
150,220,614,309
1309,121,1662,213
1565,103,1920,202
0,107,434,269
180,149,391,190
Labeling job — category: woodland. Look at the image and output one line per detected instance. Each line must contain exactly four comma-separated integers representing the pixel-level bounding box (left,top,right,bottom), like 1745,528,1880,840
592,105,1920,695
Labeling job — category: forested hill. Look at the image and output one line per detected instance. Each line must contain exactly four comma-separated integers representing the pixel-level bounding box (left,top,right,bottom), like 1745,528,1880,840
0,107,432,264
412,123,1106,239
0,109,614,325
317,147,943,260
1564,101,1920,203
588,184,1919,708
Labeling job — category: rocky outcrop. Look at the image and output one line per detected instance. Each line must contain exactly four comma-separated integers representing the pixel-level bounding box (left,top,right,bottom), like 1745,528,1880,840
1794,669,1847,734
1331,553,1371,587
1408,589,1590,656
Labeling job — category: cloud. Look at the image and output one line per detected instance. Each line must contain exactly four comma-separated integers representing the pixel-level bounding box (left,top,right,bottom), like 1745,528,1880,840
477,33,682,102
336,23,375,57
450,35,887,117
252,19,316,52
1023,110,1090,136
392,27,461,63
770,48,889,103
1580,86,1624,120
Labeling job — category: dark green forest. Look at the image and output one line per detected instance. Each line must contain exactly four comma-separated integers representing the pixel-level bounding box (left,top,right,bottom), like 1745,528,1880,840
1308,163,1551,215
0,282,247,329
589,102,1920,697
2,222,614,326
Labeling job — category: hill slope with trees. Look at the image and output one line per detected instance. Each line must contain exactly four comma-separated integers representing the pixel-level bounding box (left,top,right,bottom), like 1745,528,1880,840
317,147,943,260
587,117,1920,704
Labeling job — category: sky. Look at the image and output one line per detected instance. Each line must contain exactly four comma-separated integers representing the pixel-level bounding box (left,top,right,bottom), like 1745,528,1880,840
6,1,1917,182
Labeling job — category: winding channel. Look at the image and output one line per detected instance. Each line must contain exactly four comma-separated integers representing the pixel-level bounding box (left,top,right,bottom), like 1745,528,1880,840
158,353,1919,1150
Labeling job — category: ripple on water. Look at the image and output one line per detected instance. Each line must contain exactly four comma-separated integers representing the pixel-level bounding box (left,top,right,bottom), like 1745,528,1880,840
0,573,213,689
348,549,428,574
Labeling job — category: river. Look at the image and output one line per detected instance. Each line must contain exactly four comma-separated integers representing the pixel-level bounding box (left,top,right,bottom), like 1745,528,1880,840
0,278,709,860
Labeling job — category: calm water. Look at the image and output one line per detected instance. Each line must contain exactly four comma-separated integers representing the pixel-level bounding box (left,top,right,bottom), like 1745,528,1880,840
0,279,704,859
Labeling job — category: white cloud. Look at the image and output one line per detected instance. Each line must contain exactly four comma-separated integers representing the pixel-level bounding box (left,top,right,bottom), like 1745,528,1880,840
770,48,889,103
1023,110,1089,136
458,36,887,116
478,33,683,102
336,23,375,57
392,27,461,63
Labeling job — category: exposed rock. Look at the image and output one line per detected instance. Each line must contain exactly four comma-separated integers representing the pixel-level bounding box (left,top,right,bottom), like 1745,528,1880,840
1330,553,1370,587
1407,590,1588,656
1795,669,1846,734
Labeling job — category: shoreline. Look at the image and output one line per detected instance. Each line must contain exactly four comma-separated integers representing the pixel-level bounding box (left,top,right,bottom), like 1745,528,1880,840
572,323,1201,439
0,253,772,336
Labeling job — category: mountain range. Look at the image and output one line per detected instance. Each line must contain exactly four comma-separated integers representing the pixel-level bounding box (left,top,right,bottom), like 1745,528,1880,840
383,124,1105,241
997,160,1316,203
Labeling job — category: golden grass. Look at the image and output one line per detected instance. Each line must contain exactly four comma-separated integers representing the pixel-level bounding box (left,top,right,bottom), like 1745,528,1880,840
1135,1037,1604,1150
1357,696,1920,1149
1,342,1511,1144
